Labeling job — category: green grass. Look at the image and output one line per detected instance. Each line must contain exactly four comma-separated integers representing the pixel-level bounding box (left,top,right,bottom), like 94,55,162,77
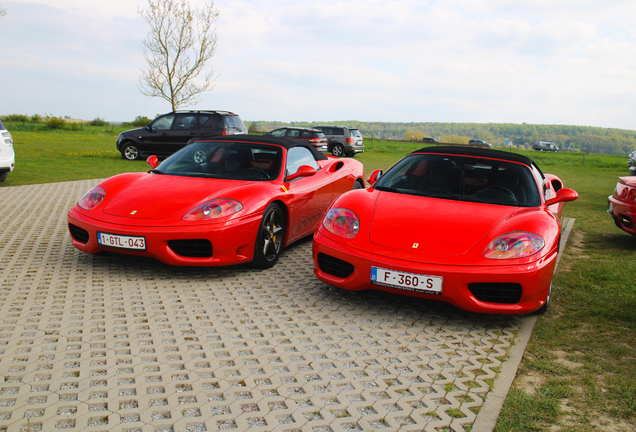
1,123,149,187
2,124,636,429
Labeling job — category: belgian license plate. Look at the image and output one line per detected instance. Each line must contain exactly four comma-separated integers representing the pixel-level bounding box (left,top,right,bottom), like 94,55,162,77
371,267,442,294
97,232,146,250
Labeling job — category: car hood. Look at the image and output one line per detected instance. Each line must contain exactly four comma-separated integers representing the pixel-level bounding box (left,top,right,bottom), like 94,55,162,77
102,174,241,219
369,192,520,256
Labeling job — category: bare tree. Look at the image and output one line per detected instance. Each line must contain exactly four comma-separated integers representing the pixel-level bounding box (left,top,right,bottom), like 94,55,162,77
138,0,219,111
1,2,7,16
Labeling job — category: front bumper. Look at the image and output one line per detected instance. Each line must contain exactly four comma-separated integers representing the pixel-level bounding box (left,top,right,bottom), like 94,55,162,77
68,208,262,266
312,231,556,315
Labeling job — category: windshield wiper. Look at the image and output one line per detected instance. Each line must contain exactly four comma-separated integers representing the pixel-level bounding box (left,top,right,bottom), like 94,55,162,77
460,195,489,203
151,169,165,174
374,186,402,193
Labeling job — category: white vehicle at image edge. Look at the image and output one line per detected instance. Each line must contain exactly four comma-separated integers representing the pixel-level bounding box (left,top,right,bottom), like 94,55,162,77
0,119,15,182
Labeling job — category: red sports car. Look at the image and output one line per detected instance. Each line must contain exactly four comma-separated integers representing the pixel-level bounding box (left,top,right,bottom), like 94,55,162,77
68,136,364,268
608,176,636,236
313,146,578,314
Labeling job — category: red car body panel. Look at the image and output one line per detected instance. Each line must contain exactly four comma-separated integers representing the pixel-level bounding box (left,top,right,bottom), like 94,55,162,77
608,176,636,236
313,146,577,314
68,137,364,267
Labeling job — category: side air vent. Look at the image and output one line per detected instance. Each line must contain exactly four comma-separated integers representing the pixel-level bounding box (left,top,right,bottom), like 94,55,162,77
468,283,522,304
68,224,89,244
168,239,213,258
318,253,354,278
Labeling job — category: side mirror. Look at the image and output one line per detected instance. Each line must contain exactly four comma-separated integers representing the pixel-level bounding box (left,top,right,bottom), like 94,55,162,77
146,155,159,169
367,169,383,186
545,188,578,206
287,165,316,181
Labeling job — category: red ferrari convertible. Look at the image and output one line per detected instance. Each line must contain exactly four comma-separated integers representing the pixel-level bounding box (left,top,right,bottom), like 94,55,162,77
608,176,636,236
68,136,364,268
313,146,578,314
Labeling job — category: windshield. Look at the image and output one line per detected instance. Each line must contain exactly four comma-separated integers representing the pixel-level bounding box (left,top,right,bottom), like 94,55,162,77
154,141,282,181
374,153,541,207
223,116,245,131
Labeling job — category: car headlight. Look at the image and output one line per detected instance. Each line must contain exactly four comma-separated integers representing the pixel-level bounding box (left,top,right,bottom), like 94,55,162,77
78,187,106,210
322,208,360,239
182,199,243,221
484,231,545,259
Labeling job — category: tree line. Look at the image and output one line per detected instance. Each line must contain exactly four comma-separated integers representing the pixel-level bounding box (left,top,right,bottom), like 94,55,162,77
249,121,636,155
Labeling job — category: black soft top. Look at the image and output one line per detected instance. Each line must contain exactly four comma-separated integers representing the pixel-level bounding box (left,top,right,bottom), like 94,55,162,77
413,145,534,167
192,135,328,161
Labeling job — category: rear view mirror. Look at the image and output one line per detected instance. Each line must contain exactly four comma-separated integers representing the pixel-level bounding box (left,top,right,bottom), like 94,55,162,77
287,165,316,181
367,169,383,186
545,188,578,206
146,155,159,168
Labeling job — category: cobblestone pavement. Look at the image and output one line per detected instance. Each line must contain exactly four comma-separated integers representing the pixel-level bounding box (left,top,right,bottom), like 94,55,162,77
0,181,526,432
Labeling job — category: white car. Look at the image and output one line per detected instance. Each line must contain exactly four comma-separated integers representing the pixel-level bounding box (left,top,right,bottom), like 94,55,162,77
0,119,15,182
629,150,636,175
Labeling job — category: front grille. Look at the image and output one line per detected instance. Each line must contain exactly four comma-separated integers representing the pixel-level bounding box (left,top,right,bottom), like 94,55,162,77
168,239,213,258
468,283,522,304
318,253,354,278
68,224,89,244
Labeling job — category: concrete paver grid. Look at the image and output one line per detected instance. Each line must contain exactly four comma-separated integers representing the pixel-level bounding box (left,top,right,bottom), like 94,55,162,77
0,181,524,432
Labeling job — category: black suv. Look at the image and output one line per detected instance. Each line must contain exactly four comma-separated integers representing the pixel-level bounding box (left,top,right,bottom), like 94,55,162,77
116,110,248,160
313,125,364,157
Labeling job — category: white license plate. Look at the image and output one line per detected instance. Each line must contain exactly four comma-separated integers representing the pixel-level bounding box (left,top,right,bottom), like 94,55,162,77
97,232,146,250
371,267,442,294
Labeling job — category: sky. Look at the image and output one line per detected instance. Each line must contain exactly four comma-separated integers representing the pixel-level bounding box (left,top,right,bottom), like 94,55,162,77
1,0,636,130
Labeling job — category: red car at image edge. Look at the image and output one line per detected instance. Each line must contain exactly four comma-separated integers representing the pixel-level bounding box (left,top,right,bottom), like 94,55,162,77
68,136,364,269
608,176,636,236
313,146,578,315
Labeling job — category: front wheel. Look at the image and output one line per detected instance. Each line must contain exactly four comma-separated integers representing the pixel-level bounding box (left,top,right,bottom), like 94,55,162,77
331,144,345,157
252,204,285,269
121,143,141,160
0,172,8,182
536,283,552,315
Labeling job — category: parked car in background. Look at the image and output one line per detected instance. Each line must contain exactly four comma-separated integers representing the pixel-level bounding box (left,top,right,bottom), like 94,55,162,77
265,127,328,153
313,145,578,315
533,141,559,152
628,150,636,175
422,137,439,143
69,136,365,269
468,139,492,148
0,119,15,182
468,140,492,148
608,176,636,236
116,110,248,161
313,125,365,157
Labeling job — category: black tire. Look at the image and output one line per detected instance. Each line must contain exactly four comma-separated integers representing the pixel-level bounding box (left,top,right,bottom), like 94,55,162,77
0,172,8,182
252,204,285,269
353,180,364,190
331,144,345,157
121,143,141,161
536,283,552,315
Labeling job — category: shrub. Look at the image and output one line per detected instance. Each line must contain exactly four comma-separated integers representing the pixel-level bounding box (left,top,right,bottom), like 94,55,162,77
89,117,108,126
31,114,42,122
45,116,67,129
129,115,152,127
1,114,29,123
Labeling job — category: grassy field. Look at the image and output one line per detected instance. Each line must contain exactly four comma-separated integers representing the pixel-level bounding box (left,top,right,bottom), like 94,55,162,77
2,123,636,430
